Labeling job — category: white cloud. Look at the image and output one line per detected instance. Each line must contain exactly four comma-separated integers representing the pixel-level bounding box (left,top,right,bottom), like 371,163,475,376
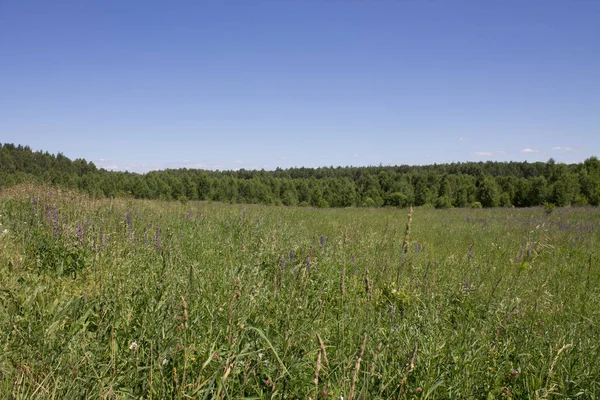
472,152,494,157
459,137,468,142
353,154,359,158
521,148,539,153
551,146,574,151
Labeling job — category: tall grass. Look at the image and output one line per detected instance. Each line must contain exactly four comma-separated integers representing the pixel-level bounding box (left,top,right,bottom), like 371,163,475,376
1,184,599,399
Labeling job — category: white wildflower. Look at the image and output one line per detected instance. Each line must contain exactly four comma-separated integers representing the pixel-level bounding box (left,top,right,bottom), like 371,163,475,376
129,341,138,350
162,358,168,366
1,229,7,235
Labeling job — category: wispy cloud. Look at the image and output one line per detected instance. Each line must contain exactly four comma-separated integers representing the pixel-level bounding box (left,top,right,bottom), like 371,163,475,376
521,148,540,154
551,146,574,151
459,137,468,142
471,150,507,158
353,154,359,158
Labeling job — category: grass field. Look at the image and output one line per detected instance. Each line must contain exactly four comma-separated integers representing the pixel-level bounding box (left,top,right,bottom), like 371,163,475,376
1,185,599,399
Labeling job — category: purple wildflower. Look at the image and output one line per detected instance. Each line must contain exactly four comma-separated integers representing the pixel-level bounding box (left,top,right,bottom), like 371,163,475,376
154,228,161,249
280,255,286,269
77,223,84,240
320,235,325,247
289,248,295,261
47,206,60,238
100,233,106,249
126,213,133,236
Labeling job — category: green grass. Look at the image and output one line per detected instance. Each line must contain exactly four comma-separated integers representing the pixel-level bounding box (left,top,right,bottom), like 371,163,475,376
1,185,600,399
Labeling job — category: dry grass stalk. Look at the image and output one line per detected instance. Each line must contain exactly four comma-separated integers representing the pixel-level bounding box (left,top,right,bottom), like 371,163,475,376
536,343,573,398
181,296,188,329
398,344,418,398
316,333,329,366
370,342,383,377
340,265,346,296
313,349,322,394
364,269,372,301
402,206,413,254
348,334,368,400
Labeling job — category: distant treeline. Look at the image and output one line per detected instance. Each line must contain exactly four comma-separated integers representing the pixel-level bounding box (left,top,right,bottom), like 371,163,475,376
1,143,600,208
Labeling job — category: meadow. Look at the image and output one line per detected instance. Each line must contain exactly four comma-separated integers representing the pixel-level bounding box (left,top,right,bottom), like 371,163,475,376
1,185,599,399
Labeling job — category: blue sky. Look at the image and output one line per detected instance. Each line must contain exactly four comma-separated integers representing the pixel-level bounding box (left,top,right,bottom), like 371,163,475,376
1,1,599,173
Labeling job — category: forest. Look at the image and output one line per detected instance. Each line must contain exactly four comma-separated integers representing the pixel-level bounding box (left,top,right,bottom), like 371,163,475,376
1,143,599,208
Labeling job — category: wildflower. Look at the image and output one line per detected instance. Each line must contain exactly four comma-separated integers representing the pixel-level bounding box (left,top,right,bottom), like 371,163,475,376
162,358,168,366
1,229,7,235
510,369,519,377
129,341,138,350
212,353,219,359
264,379,270,386
126,213,133,236
289,248,295,261
154,228,161,249
280,255,286,269
77,223,84,240
320,235,325,247
323,389,328,397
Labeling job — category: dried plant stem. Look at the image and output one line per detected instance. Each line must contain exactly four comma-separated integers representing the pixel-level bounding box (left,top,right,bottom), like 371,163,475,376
348,334,367,400
544,343,573,390
316,333,329,366
365,269,372,301
340,265,346,296
370,342,383,377
313,350,322,397
181,296,188,329
398,344,418,398
402,207,413,254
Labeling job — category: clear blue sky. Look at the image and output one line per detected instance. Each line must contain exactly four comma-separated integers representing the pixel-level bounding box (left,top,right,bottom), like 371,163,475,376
1,1,599,173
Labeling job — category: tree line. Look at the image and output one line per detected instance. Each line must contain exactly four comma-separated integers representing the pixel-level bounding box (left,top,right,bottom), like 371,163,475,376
1,143,600,208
